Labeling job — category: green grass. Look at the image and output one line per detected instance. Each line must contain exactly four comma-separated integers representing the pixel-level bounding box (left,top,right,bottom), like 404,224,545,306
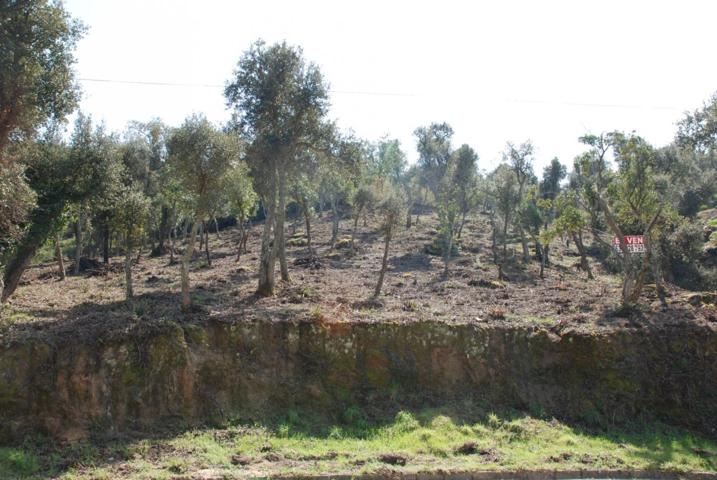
3,408,716,479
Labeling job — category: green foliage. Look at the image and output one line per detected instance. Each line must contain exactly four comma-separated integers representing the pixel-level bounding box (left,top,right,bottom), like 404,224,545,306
167,114,236,216
0,0,85,154
224,162,258,223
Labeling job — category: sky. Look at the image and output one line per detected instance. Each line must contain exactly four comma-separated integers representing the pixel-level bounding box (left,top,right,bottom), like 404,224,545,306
64,0,717,172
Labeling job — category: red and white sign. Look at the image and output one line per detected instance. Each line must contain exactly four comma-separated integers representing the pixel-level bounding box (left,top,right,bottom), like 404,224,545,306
612,235,645,254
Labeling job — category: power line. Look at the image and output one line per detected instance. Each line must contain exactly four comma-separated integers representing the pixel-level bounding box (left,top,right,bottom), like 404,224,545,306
78,77,416,97
77,77,682,109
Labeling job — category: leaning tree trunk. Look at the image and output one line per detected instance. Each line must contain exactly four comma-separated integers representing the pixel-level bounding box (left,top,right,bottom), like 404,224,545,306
236,219,246,262
457,210,468,239
55,233,66,281
180,217,201,312
572,232,593,279
1,204,63,303
277,173,289,282
373,226,393,299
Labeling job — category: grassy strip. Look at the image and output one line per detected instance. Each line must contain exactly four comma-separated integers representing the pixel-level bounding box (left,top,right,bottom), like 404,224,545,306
1,408,716,479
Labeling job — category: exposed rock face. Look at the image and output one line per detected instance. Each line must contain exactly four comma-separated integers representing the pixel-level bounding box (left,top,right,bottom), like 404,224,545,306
1,319,716,442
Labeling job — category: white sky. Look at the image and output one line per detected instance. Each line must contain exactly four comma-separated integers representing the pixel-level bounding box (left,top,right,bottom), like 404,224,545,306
65,0,717,172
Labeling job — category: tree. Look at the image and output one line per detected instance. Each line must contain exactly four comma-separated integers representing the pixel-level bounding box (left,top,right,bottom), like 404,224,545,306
542,192,593,279
0,0,84,162
371,138,406,188
167,114,236,311
579,132,664,309
504,141,535,260
66,113,118,273
414,122,460,276
349,184,376,252
1,124,109,302
452,144,479,238
113,185,150,300
540,158,567,202
225,40,329,296
488,164,520,280
373,191,404,299
224,162,258,262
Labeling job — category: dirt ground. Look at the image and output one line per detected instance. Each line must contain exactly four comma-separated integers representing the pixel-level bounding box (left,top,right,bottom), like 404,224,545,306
1,210,715,345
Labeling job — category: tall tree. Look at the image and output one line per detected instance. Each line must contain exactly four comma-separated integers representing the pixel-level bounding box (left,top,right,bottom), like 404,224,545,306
504,141,534,260
452,144,479,238
0,0,84,162
113,185,150,300
167,114,236,311
415,122,460,276
579,132,665,309
1,125,108,302
225,40,329,296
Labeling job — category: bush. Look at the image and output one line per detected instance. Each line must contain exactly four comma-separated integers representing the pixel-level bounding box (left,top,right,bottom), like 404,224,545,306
659,221,705,289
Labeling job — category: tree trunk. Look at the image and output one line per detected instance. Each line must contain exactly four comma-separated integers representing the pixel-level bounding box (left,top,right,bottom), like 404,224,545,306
204,221,211,266
237,220,246,262
181,218,201,312
405,209,412,229
213,216,220,239
303,205,313,255
539,244,547,279
257,193,277,297
1,205,63,303
457,211,468,239
102,225,110,264
330,197,340,248
518,225,529,261
198,221,204,253
373,227,392,299
277,172,289,282
573,232,593,279
73,206,84,275
169,225,176,265
55,233,66,281
443,224,453,278
154,205,170,255
350,207,363,253
124,237,133,300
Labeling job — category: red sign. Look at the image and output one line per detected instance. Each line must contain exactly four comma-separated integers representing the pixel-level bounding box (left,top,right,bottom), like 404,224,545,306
612,235,645,253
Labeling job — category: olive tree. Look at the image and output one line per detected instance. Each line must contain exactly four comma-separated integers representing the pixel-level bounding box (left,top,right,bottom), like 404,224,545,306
452,144,479,238
113,185,150,300
414,123,460,276
504,141,535,260
0,0,84,160
579,132,664,309
488,164,520,280
373,191,405,299
167,114,236,311
224,162,258,262
225,40,329,296
1,124,110,302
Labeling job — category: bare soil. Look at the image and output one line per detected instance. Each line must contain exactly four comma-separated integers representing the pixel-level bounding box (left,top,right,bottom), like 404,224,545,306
1,210,715,345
